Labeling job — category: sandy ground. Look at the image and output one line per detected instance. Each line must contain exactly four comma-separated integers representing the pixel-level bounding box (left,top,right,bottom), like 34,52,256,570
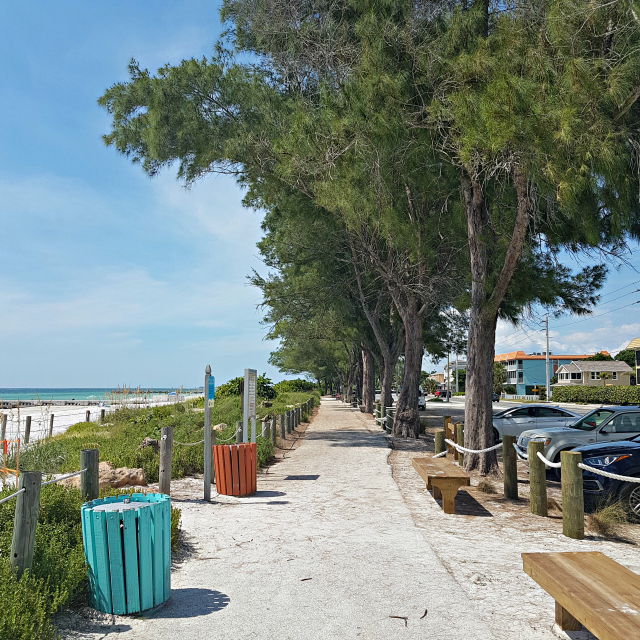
55,398,640,640
56,398,492,640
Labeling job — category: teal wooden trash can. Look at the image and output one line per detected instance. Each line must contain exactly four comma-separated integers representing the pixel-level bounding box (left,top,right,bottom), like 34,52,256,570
81,493,171,614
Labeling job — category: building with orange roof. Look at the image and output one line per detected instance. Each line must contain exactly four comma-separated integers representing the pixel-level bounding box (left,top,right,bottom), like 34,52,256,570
494,350,611,395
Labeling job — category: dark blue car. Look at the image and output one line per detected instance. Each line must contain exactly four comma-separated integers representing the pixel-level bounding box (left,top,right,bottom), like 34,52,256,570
574,436,640,517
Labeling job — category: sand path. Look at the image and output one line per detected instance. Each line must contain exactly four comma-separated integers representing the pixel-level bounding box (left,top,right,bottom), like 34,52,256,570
61,397,492,639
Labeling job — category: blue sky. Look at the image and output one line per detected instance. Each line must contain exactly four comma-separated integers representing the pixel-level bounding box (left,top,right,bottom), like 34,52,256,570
0,1,279,388
1,3,638,387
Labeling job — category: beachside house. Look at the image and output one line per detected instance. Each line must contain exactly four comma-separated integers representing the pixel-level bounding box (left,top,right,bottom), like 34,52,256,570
555,361,633,386
627,337,640,385
494,350,611,396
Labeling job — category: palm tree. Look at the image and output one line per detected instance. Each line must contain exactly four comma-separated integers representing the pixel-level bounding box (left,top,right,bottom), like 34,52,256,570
599,372,613,386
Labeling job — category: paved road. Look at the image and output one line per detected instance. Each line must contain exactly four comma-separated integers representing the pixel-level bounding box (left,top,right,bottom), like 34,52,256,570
79,399,492,640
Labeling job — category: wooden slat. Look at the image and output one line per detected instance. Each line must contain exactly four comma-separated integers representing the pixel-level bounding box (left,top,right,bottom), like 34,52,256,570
250,443,257,493
106,511,126,614
82,506,98,609
150,500,164,606
223,445,233,496
213,446,223,494
522,552,640,640
412,457,471,482
238,444,247,496
137,506,153,611
122,509,140,613
91,510,112,613
231,444,240,496
162,499,171,601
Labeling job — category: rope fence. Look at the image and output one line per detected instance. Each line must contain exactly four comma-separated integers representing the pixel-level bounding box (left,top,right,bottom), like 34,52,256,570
444,438,502,455
40,469,86,487
0,487,25,506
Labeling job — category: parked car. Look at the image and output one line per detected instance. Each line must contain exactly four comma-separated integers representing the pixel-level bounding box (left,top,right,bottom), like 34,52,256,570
435,388,451,398
516,406,640,478
492,392,500,403
493,405,581,443
573,437,640,516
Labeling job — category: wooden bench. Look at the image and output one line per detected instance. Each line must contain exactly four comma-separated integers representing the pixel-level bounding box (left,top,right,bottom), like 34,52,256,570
412,457,470,514
522,551,640,639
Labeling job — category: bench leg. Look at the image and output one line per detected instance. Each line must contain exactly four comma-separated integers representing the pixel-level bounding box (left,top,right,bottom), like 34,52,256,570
440,488,457,514
555,602,581,631
432,485,442,500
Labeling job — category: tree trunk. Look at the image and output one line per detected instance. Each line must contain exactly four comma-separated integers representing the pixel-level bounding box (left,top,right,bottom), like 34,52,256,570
463,168,531,474
380,354,396,411
356,348,364,403
393,301,423,438
462,174,498,473
362,347,375,413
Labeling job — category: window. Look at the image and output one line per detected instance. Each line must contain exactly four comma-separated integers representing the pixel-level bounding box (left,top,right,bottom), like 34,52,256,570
537,408,564,418
510,408,536,418
590,371,600,380
612,372,617,380
518,360,523,369
603,413,640,433
572,409,614,431
570,372,582,380
518,372,523,383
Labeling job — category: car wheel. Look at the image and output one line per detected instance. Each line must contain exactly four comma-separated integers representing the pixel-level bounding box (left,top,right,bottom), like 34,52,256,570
493,428,501,445
619,482,640,521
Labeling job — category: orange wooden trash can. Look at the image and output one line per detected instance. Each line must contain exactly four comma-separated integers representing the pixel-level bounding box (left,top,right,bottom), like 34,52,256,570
213,442,257,496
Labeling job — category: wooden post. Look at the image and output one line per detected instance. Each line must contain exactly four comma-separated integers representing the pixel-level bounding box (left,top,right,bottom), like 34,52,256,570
0,413,6,440
434,429,445,455
279,414,285,440
100,408,106,423
261,420,269,439
48,414,54,437
455,423,464,467
24,416,32,445
10,471,42,577
271,416,277,445
443,416,453,455
159,427,173,496
236,421,242,444
80,449,99,501
561,451,584,540
285,411,290,434
85,409,90,422
528,441,548,517
503,435,518,500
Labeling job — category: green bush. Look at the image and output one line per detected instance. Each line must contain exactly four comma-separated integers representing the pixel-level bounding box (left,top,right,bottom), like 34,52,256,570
452,392,465,396
551,385,640,404
0,484,87,640
215,374,276,399
503,385,517,394
273,379,317,394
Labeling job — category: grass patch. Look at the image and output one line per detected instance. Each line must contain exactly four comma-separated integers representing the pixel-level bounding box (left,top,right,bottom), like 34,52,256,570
15,392,318,482
587,501,629,538
476,478,498,494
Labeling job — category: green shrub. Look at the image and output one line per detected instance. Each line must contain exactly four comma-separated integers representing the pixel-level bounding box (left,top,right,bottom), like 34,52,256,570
273,379,317,394
452,392,465,396
216,374,276,399
551,385,640,404
0,484,87,640
503,385,517,394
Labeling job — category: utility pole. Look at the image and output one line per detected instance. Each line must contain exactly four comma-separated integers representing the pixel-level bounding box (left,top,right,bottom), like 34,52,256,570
545,315,550,401
446,352,450,403
455,352,459,394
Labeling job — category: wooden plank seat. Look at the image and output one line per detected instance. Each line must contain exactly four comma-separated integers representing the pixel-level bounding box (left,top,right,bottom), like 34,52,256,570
412,457,470,514
522,551,640,640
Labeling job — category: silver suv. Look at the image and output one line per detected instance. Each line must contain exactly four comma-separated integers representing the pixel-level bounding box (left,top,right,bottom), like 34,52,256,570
516,407,640,475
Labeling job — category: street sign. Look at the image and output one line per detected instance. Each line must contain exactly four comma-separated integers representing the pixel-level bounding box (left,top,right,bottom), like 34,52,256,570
208,377,215,401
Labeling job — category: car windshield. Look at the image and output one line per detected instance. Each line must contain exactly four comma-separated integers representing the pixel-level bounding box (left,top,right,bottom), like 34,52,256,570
570,409,614,431
493,408,513,418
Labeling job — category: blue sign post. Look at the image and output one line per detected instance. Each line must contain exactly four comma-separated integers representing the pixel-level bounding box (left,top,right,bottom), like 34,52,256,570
208,377,215,402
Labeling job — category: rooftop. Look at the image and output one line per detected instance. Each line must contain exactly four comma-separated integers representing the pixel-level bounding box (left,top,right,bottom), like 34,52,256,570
495,350,610,362
558,361,633,372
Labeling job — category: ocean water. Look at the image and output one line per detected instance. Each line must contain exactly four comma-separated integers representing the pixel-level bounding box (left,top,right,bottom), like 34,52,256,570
0,388,182,402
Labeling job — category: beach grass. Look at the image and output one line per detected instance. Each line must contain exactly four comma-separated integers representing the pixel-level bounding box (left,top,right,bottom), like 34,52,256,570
14,391,318,483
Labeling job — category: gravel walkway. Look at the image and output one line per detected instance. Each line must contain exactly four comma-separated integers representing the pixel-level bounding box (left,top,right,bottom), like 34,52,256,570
61,397,491,639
